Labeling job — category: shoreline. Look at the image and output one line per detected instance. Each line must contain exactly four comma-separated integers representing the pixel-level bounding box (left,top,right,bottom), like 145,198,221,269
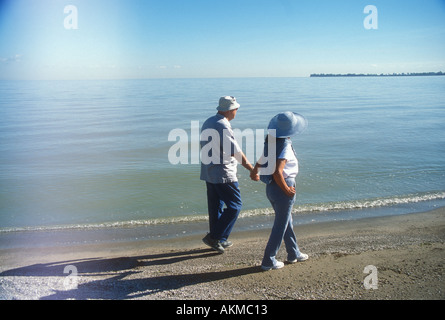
0,207,444,300
2,196,444,251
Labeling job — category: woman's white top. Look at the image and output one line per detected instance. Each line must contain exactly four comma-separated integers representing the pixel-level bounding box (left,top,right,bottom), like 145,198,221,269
278,143,299,179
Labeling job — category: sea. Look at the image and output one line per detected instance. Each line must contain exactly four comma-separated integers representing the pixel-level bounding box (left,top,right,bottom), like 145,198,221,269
1,76,444,248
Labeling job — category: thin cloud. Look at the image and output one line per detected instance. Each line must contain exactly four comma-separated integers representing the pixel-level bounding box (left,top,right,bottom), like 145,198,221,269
0,54,22,63
157,65,182,69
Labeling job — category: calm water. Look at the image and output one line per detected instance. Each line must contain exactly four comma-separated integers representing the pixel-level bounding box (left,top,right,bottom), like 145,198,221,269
1,77,445,232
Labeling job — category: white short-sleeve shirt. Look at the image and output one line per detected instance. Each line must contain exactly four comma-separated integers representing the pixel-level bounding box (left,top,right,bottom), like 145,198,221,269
278,143,299,179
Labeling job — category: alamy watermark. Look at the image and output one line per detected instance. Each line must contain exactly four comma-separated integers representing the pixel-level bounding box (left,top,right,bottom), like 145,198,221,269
64,5,78,30
63,4,378,31
63,265,78,290
364,5,378,30
363,265,378,290
168,121,277,174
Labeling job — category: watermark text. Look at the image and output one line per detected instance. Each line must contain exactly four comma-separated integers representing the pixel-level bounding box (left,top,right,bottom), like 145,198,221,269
364,5,378,30
363,265,378,290
168,121,276,174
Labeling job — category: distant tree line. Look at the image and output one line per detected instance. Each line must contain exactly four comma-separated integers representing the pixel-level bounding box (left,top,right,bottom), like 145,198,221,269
310,71,445,77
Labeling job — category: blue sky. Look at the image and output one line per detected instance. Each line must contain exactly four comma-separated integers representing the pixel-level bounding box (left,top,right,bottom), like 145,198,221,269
0,0,444,80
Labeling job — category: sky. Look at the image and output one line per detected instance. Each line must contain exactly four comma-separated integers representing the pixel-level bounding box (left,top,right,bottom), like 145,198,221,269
0,0,444,80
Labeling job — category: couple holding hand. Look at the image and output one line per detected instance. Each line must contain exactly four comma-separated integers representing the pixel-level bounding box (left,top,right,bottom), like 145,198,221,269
200,96,308,271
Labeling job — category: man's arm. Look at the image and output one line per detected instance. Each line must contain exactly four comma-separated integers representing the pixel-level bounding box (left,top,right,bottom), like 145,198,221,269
234,151,255,173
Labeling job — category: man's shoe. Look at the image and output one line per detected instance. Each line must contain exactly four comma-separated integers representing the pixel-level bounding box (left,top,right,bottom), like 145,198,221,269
202,234,224,253
261,261,284,271
219,240,233,249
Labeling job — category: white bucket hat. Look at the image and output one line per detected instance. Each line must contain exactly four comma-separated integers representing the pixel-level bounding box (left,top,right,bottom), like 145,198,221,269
268,111,308,138
216,96,240,111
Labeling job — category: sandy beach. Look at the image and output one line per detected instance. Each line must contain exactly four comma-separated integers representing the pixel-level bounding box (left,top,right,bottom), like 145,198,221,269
0,207,444,301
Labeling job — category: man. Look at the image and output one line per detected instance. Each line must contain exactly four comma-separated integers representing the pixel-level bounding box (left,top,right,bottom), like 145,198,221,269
200,96,255,253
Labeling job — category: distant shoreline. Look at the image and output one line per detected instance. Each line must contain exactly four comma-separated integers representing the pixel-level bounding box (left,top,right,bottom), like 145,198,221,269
310,71,445,77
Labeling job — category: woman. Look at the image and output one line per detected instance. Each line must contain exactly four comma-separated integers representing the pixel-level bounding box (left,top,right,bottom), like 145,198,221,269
251,111,309,270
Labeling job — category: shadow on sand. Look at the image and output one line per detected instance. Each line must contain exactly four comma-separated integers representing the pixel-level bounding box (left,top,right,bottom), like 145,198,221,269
0,248,262,299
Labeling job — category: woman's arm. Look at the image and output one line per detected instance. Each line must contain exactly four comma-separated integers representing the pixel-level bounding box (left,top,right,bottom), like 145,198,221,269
272,159,296,197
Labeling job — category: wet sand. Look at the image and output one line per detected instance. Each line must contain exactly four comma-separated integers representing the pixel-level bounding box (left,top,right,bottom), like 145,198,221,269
0,207,444,300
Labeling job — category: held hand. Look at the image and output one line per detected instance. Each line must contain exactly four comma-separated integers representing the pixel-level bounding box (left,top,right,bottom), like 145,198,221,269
250,166,260,181
250,171,260,181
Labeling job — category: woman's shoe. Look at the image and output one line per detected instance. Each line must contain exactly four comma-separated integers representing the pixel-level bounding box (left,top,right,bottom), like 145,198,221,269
287,253,309,263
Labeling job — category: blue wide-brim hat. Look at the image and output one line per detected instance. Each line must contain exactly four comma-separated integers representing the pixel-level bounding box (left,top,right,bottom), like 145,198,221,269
267,111,308,138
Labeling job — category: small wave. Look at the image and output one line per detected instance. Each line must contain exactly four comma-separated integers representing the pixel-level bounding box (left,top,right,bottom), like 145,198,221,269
0,214,210,233
1,191,444,234
239,191,445,218
292,191,445,214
